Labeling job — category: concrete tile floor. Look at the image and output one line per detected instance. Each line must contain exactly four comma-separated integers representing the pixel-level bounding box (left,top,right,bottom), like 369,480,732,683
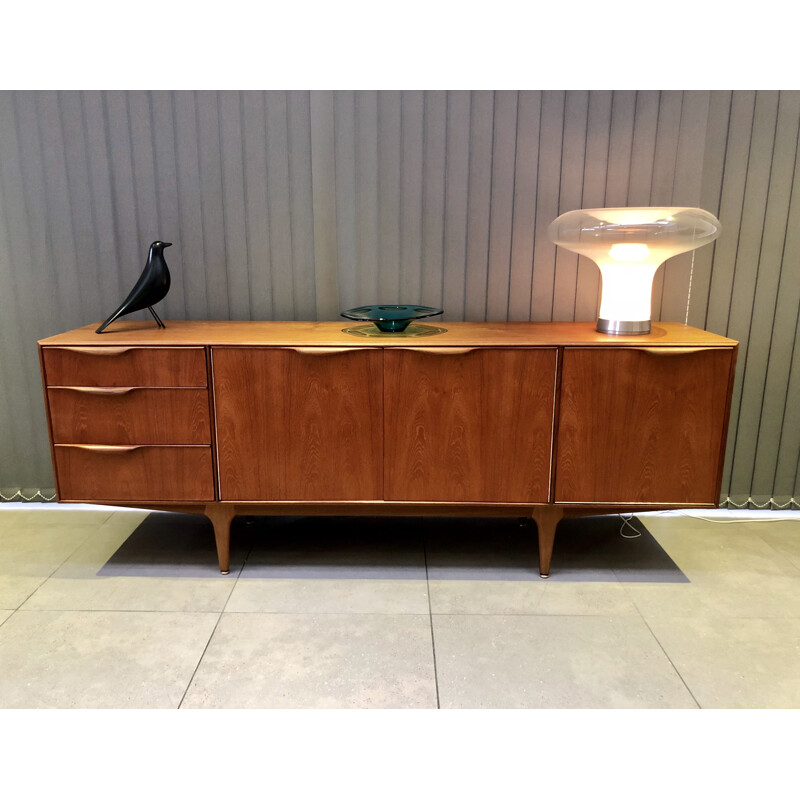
0,504,799,709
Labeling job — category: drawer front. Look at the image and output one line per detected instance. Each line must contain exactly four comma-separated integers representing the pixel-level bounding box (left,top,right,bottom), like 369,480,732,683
48,387,211,445
43,346,207,387
54,445,215,502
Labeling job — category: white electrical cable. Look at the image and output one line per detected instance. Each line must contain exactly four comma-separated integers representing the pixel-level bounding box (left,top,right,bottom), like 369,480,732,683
618,514,642,538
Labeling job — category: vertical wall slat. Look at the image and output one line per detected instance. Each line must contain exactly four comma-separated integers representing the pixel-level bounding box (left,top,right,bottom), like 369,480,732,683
627,91,660,206
573,91,612,322
309,91,339,320
485,91,518,321
240,91,273,320
464,90,494,321
649,91,683,318
400,90,425,304
172,91,210,319
377,91,402,304
333,91,358,311
530,91,565,321
688,90,732,330
354,91,380,307
194,90,231,320
507,91,541,321
127,91,160,264
149,91,187,321
442,90,471,321
262,91,295,319
217,91,251,320
420,91,447,311
552,90,589,322
705,91,758,336
660,91,711,324
103,91,149,322
286,91,317,320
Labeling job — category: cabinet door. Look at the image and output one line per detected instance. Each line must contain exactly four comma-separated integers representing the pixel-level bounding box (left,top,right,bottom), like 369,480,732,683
213,348,383,501
384,348,557,503
555,347,735,504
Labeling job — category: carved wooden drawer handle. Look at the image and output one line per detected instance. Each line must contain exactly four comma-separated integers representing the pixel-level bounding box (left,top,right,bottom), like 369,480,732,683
289,347,362,355
60,444,144,453
57,386,139,396
59,346,137,356
633,347,709,356
395,347,478,355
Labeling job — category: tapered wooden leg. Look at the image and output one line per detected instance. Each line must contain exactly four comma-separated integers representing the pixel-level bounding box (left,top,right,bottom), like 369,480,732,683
205,503,236,574
531,506,563,579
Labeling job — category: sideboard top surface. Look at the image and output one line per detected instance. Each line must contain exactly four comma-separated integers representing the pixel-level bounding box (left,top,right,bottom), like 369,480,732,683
39,320,738,348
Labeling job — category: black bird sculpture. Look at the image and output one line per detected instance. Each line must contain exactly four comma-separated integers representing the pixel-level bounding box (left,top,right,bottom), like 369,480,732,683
96,241,172,333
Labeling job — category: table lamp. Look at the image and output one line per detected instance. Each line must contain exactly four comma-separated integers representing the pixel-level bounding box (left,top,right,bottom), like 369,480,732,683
548,207,721,334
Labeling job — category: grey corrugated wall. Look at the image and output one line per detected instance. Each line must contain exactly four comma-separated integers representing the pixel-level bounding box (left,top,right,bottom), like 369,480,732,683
1,90,798,508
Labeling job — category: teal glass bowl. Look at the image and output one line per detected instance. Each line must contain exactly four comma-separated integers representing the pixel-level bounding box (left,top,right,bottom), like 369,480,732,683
340,305,443,333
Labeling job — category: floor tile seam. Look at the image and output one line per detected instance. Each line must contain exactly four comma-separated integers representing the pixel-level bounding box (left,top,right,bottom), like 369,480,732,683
0,608,18,629
637,615,702,709
429,611,646,618
15,568,69,611
218,537,254,611
219,610,436,617
618,580,666,623
184,529,252,707
753,534,800,576
422,523,441,710
177,609,226,710
7,607,223,616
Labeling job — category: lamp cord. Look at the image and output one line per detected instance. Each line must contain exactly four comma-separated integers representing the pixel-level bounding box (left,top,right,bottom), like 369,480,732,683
685,234,697,325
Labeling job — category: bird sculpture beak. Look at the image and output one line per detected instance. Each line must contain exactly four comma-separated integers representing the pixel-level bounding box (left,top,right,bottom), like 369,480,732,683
163,242,173,247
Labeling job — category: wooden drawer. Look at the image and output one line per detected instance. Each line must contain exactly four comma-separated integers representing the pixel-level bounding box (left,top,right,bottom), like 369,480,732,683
54,444,215,502
43,346,207,387
47,387,211,445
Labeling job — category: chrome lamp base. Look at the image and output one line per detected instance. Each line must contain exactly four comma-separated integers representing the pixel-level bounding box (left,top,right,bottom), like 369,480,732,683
596,318,651,335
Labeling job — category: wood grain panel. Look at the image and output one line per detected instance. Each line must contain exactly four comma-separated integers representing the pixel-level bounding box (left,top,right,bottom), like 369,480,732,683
43,346,207,387
213,347,383,501
384,348,557,502
39,321,737,349
555,347,735,504
54,444,214,501
48,387,210,444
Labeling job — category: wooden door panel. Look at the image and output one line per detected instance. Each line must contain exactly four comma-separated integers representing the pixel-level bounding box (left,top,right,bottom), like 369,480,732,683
55,445,214,502
384,348,557,502
48,387,211,444
213,348,383,501
555,347,735,504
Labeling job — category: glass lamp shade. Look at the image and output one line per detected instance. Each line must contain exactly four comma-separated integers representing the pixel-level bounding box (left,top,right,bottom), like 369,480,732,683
547,207,721,334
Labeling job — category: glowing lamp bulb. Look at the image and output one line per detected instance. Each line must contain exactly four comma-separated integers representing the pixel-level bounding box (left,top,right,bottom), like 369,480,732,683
548,207,721,334
609,243,650,261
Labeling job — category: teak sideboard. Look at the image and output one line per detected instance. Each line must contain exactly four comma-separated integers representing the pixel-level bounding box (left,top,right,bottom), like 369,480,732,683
38,321,738,577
